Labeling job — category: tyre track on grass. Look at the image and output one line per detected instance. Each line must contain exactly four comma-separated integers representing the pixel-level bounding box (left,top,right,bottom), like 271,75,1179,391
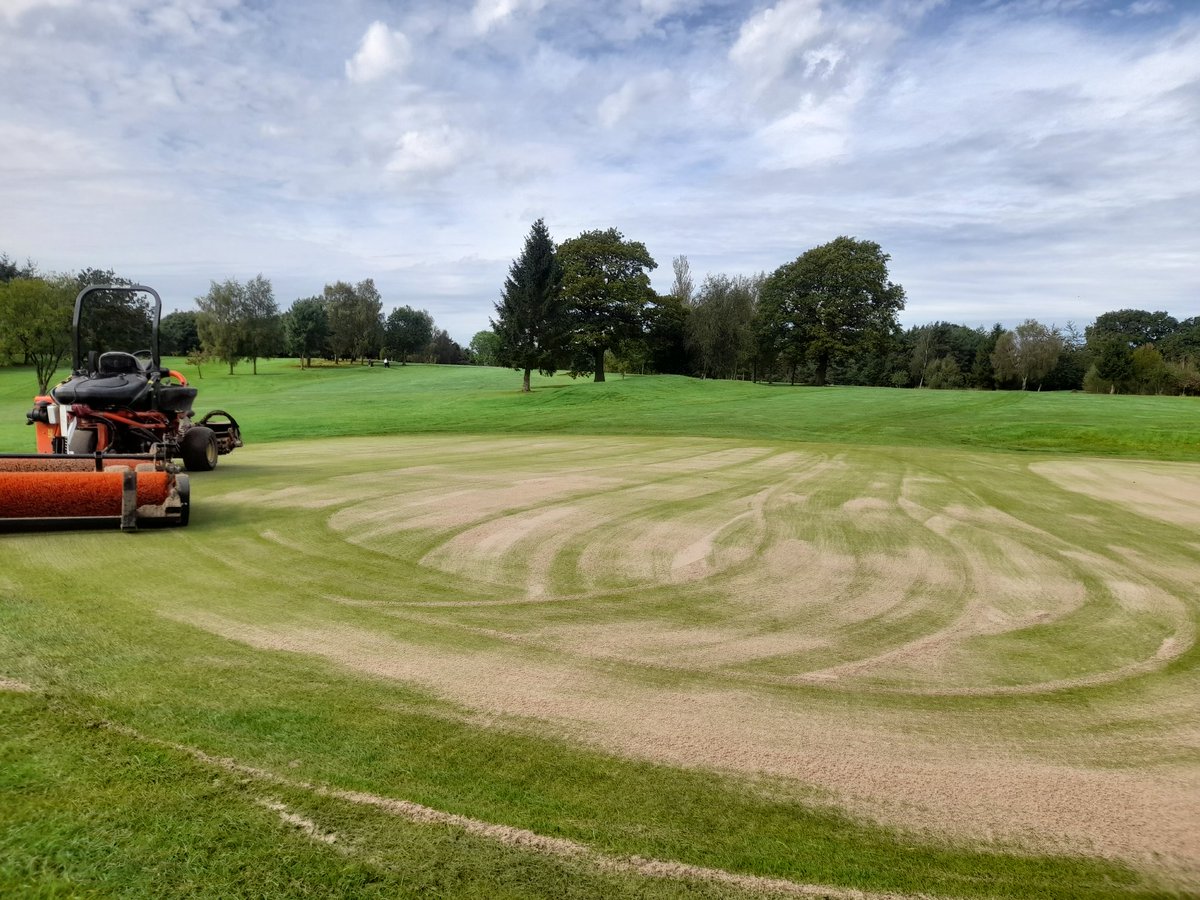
101,721,929,900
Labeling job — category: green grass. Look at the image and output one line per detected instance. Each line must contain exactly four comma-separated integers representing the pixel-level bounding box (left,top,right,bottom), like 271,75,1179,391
2,358,1196,459
1,360,1198,898
0,597,1168,900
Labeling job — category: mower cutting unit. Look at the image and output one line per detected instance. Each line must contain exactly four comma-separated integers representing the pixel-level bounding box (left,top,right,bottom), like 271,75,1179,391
0,284,241,531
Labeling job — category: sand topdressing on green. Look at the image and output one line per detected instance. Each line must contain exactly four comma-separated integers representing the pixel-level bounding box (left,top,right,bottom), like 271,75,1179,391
1,361,1198,899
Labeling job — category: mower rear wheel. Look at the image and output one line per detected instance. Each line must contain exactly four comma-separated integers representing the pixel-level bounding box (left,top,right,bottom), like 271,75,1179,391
181,426,218,472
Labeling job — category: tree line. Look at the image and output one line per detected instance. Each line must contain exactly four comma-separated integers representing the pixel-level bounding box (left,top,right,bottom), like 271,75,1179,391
0,252,470,386
482,222,1199,395
175,276,470,374
4,244,1197,396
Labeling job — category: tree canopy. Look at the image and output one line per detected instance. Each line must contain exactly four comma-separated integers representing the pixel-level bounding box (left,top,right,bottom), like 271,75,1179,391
686,274,758,380
197,279,249,374
240,274,283,374
558,228,656,383
0,276,75,393
991,319,1063,391
758,236,905,386
386,305,434,364
324,280,383,363
283,297,328,368
160,311,201,356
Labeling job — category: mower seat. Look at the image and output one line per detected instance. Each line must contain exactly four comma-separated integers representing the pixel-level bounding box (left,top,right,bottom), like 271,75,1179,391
98,352,143,375
52,372,151,408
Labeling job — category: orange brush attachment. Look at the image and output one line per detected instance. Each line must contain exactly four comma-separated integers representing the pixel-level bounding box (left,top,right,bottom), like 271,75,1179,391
0,461,188,529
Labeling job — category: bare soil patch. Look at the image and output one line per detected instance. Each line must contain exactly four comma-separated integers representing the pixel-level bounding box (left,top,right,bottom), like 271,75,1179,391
176,612,1200,882
1032,459,1200,528
197,437,1200,887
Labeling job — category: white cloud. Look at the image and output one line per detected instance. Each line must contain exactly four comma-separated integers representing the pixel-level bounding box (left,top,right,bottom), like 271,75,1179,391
470,0,547,34
597,70,675,129
1120,0,1172,16
730,0,825,90
0,0,78,23
345,21,411,83
385,126,471,178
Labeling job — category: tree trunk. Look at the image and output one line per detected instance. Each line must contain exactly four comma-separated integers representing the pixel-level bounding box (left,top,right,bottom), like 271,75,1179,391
814,353,829,386
593,347,605,383
522,367,531,392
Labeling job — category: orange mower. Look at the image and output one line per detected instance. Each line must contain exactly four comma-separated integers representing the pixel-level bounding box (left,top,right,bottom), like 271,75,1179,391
0,284,242,530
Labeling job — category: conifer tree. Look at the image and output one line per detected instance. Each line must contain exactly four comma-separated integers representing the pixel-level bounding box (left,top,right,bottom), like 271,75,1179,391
491,219,567,392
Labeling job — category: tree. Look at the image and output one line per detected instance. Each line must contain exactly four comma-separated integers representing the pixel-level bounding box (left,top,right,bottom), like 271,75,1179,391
685,274,757,379
758,237,905,386
1088,338,1134,393
1042,322,1088,391
0,276,75,393
239,274,282,374
197,279,247,374
74,268,152,355
558,227,657,383
284,297,329,368
644,292,690,375
0,252,37,283
385,305,434,364
324,280,383,363
428,328,468,364
492,218,569,392
991,319,1063,391
1160,316,1200,362
1086,309,1178,349
1131,344,1170,394
923,356,965,389
469,329,502,366
670,255,694,305
160,311,201,356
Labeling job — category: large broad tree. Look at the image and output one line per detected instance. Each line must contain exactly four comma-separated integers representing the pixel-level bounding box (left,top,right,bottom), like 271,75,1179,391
758,236,905,386
284,297,329,368
492,218,569,392
991,319,1063,391
558,227,657,383
385,305,434,364
0,275,75,392
324,279,383,363
1086,309,1178,349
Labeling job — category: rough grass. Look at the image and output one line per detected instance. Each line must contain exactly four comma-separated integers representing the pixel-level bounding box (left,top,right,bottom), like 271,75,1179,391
1,362,1198,898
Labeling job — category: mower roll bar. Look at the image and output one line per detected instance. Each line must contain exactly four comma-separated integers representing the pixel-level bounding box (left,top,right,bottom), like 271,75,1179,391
71,284,162,375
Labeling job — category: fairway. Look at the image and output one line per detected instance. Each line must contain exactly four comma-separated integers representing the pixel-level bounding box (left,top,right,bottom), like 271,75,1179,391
2,365,1199,898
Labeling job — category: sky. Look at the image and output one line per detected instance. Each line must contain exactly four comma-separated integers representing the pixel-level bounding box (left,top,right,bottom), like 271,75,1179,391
1,0,1197,344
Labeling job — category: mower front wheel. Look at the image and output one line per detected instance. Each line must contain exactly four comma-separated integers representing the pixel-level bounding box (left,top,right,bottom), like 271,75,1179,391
181,426,218,472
